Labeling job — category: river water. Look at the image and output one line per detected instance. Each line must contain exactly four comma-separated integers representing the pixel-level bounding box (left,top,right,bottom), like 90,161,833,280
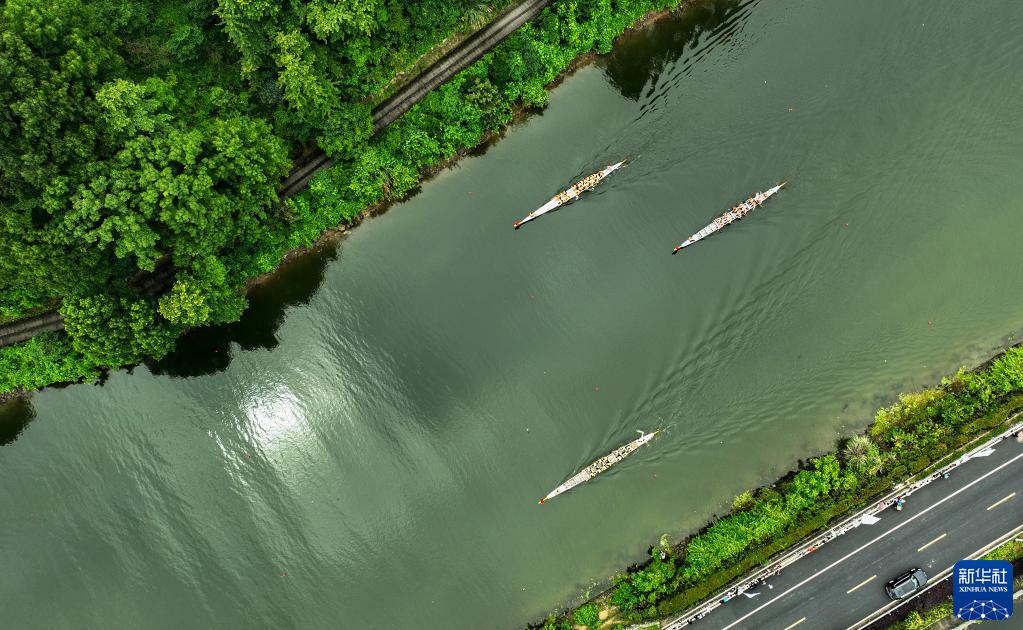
3,1,1023,627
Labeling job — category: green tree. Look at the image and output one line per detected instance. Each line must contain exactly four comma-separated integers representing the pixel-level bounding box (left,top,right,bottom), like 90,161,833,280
0,0,123,314
539,615,572,630
62,295,179,366
159,258,248,327
0,0,121,196
785,455,840,512
611,576,640,611
463,2,493,30
24,72,288,360
273,28,341,129
168,24,206,62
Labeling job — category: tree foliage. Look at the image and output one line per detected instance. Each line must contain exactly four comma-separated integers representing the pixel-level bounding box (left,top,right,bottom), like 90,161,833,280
4,0,699,393
62,294,179,366
214,0,476,142
2,1,287,370
572,602,601,628
0,0,122,316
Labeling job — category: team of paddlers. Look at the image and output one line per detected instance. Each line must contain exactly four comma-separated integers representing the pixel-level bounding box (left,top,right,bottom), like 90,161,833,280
538,430,660,504
513,160,628,228
526,161,786,504
672,183,785,253
513,158,785,255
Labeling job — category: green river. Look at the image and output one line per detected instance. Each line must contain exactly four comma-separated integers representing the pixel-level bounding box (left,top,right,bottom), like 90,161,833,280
2,1,1023,627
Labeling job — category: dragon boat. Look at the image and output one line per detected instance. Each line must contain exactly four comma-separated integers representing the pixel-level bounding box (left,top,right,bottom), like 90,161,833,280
539,430,659,504
515,160,627,228
672,182,786,253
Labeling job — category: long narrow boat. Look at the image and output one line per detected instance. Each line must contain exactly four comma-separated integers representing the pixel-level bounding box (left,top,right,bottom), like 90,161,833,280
672,182,786,253
539,430,659,504
515,160,627,229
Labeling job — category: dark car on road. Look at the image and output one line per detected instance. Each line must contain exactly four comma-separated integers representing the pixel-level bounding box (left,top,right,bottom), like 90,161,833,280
885,568,928,600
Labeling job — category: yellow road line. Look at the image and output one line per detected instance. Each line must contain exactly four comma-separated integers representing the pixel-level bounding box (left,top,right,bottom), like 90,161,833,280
783,617,807,630
917,533,947,552
987,492,1016,511
846,574,877,594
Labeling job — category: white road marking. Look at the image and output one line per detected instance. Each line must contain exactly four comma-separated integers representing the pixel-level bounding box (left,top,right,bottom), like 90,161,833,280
861,514,881,525
917,532,946,552
846,574,876,594
783,617,806,630
719,451,1023,630
846,522,1023,629
987,492,1016,510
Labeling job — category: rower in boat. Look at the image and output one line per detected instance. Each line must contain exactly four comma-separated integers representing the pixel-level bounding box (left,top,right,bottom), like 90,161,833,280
538,430,660,504
672,182,786,254
514,160,628,229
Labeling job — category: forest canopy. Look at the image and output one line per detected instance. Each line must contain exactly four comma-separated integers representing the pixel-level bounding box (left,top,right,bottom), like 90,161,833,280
1,0,684,391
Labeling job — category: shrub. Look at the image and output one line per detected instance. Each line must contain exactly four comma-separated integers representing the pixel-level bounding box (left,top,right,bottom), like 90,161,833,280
731,491,755,512
0,333,101,393
611,576,641,612
572,603,600,628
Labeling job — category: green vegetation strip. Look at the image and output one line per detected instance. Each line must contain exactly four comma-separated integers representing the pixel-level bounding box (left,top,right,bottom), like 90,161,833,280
888,601,954,630
533,345,1023,629
1,0,692,396
984,538,1023,563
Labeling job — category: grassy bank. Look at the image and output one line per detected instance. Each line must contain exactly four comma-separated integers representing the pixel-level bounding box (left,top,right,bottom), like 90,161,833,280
533,344,1023,629
1,0,708,397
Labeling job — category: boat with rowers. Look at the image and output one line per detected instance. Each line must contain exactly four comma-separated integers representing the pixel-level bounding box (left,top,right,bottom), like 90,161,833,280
514,160,627,229
672,182,786,253
538,429,659,504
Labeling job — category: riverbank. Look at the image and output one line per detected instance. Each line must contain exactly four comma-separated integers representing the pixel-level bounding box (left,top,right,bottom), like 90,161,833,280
256,0,696,280
0,0,699,399
7,3,1023,626
535,343,1023,629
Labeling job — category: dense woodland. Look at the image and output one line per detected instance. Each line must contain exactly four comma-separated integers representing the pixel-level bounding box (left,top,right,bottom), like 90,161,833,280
1,0,681,392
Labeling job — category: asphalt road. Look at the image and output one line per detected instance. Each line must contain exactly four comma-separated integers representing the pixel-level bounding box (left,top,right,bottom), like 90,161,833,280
684,437,1023,629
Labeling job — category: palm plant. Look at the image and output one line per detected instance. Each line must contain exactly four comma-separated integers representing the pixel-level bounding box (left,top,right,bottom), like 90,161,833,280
463,1,493,30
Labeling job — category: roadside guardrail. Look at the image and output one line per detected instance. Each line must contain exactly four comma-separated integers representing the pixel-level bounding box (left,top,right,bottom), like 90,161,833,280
647,416,1023,630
